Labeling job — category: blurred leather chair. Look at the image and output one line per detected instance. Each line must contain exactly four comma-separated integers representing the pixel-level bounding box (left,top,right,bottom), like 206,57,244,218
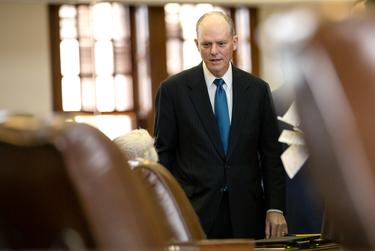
132,160,255,251
132,160,205,242
0,114,169,250
285,8,375,250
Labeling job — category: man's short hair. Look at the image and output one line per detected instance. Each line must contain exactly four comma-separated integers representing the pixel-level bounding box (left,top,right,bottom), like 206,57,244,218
196,11,236,36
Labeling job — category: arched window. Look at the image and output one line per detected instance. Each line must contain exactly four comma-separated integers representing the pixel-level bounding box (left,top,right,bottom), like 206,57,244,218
50,3,151,139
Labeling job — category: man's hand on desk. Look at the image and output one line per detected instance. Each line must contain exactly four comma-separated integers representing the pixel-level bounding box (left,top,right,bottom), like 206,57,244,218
265,211,288,239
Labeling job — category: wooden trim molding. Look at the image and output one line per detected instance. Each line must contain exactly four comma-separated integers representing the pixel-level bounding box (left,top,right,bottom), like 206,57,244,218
48,4,63,112
249,7,260,77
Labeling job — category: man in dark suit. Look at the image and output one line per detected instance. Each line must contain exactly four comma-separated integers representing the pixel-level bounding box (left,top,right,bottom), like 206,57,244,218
154,11,287,239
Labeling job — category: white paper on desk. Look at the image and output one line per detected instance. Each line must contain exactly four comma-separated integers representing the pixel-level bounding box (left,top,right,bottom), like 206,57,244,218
277,102,300,128
279,129,305,146
281,144,309,179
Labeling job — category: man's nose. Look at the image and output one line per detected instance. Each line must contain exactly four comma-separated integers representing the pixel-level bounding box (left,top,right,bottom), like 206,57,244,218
210,44,218,54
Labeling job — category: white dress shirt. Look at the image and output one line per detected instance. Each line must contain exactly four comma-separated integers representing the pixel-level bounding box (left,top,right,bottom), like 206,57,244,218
203,62,233,123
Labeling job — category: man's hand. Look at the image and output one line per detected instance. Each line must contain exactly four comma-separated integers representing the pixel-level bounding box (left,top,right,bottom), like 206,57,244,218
265,211,288,239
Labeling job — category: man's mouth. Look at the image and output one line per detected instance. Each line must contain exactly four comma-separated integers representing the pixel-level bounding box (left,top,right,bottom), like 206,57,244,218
210,58,222,63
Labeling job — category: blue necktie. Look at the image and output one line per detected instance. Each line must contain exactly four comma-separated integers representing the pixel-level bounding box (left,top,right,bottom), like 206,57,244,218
214,78,230,155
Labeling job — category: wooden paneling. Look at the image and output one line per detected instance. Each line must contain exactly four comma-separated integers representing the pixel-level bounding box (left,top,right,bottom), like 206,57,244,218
147,6,168,134
249,7,260,77
48,4,63,112
129,6,141,122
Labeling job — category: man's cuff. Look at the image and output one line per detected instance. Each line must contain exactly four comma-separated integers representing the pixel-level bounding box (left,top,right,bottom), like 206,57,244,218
267,209,283,214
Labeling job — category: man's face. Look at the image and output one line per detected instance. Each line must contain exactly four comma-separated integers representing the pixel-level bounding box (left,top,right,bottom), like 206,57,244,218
195,14,238,77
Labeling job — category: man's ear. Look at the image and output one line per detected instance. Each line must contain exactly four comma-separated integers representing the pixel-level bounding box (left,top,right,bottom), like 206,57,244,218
232,35,238,51
194,38,200,51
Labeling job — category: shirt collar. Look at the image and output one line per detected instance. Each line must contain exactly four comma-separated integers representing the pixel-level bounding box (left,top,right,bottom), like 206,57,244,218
203,62,232,90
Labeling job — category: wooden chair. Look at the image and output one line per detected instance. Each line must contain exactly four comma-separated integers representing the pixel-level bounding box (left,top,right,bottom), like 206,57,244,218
0,115,169,250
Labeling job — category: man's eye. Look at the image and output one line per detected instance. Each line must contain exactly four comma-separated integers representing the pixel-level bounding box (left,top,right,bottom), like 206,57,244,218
218,42,226,47
202,43,210,48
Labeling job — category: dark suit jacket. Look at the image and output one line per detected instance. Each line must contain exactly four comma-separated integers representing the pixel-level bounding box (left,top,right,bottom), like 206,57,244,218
154,63,285,239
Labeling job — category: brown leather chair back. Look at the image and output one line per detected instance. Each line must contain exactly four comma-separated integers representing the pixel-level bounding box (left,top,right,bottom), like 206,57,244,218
289,9,375,249
0,115,169,250
132,160,206,242
0,122,94,249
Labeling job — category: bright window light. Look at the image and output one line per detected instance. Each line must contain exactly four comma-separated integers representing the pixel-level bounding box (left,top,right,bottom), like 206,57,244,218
96,76,115,112
74,114,133,140
60,39,80,76
62,76,81,111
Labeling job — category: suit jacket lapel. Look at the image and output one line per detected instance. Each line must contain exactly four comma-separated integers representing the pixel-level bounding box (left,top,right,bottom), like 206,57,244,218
187,65,226,159
227,67,250,160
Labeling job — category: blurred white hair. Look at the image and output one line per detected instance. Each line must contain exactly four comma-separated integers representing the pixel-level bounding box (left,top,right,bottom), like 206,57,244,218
113,129,158,162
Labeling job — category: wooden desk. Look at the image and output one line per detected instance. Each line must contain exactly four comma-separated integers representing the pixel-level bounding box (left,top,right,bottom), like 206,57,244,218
167,240,342,251
255,242,342,251
168,239,255,251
